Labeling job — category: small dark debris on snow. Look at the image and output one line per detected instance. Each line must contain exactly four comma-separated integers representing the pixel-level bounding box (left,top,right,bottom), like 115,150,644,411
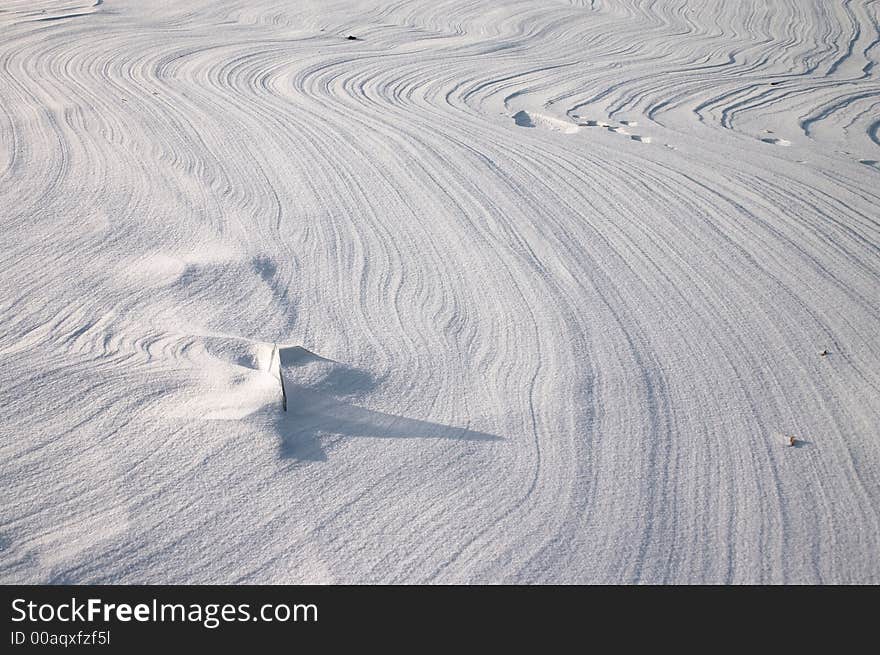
769,81,783,86
820,349,828,356
346,35,359,40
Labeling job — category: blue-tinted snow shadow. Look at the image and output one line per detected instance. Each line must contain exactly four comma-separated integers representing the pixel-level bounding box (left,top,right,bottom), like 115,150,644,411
267,347,502,461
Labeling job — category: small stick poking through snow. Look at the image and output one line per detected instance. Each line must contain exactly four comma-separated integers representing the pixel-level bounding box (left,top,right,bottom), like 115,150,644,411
270,343,287,411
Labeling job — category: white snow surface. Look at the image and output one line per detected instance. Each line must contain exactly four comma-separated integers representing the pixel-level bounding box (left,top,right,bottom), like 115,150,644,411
2,0,879,584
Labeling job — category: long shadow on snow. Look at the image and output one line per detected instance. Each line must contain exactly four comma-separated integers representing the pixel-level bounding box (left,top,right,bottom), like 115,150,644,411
270,346,502,461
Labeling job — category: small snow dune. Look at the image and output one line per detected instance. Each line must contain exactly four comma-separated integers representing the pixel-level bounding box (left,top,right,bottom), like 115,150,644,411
512,110,579,134
577,117,655,144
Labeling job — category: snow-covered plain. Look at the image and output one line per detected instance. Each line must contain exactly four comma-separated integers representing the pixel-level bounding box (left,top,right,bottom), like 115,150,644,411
2,0,879,584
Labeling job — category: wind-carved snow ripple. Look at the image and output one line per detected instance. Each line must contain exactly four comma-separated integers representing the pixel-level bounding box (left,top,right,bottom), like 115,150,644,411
0,0,878,584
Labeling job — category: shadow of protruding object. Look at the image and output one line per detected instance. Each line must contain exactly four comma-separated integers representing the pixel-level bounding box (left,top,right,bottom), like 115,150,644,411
271,346,502,461
512,110,535,128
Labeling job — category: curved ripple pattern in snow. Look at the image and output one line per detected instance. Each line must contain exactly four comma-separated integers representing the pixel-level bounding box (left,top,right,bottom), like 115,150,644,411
1,0,878,583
